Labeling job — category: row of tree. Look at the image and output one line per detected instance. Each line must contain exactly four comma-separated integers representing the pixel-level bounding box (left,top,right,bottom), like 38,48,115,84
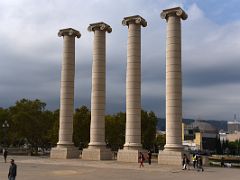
0,99,162,153
216,137,240,155
3,99,239,155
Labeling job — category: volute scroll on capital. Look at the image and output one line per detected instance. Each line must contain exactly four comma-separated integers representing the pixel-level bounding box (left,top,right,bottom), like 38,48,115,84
58,28,81,38
160,7,188,20
122,15,147,27
88,22,112,33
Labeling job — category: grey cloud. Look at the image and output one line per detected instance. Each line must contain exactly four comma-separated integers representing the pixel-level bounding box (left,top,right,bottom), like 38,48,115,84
0,1,240,120
183,63,240,87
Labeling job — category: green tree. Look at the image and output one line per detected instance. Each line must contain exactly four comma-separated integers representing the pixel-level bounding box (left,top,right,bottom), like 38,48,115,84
47,109,59,146
105,112,126,150
215,136,222,154
73,106,91,148
2,98,161,154
155,134,166,150
105,110,157,151
9,99,54,153
141,110,158,149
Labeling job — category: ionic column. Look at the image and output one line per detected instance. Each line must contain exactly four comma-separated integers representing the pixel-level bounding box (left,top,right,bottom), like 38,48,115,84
82,22,112,160
158,7,188,165
117,15,147,162
162,7,187,152
123,15,147,150
51,28,81,159
88,22,112,148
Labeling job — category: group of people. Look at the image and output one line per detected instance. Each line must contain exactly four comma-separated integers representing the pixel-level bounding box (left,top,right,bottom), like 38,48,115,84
4,148,206,178
2,149,17,180
139,150,152,168
182,153,204,172
139,151,205,171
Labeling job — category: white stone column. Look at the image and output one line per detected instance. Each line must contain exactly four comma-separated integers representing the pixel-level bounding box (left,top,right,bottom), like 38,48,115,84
50,28,81,159
158,7,188,165
117,15,147,162
82,22,112,160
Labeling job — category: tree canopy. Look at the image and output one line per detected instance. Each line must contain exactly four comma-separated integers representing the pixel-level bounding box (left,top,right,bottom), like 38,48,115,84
0,98,160,153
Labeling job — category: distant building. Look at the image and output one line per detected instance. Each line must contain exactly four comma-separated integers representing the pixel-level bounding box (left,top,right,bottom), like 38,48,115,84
228,121,240,133
182,121,218,152
219,131,240,142
226,132,240,142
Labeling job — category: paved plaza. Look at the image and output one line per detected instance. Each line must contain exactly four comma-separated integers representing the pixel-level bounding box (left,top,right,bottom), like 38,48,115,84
0,156,239,180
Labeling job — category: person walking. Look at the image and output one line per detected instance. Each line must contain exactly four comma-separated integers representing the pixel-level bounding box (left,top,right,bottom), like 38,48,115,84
221,157,225,167
3,149,8,163
192,154,197,169
139,152,145,168
147,150,152,165
8,159,17,180
186,155,190,170
182,154,187,170
197,156,204,172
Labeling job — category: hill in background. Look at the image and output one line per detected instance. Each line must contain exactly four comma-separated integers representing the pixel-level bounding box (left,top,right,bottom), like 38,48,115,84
157,118,228,131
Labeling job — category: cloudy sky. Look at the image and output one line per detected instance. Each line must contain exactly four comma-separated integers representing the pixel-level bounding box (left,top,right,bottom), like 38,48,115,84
0,0,240,120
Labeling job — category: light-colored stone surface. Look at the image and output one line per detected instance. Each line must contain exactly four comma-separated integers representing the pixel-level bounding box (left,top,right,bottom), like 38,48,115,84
122,15,147,151
159,7,187,164
158,151,183,166
117,149,147,162
50,146,80,159
0,156,239,180
82,148,112,160
82,22,112,160
50,28,80,159
118,16,147,162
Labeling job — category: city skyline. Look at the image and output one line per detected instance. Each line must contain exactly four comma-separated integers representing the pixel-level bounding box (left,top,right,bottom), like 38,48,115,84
0,0,240,120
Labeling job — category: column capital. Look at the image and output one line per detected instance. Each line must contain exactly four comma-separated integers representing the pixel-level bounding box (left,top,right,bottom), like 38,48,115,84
161,7,188,20
58,28,81,38
88,22,112,33
122,15,147,27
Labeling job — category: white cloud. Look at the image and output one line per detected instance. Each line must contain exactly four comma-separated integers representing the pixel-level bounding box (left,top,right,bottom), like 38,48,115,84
0,0,239,120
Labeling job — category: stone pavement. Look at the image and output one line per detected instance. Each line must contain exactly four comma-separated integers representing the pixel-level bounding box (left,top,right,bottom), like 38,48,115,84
0,156,239,180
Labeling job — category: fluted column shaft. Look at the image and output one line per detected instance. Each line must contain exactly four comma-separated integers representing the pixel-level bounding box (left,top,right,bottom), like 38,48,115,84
125,22,141,149
89,30,106,147
122,16,147,150
57,28,80,147
161,7,187,151
87,22,112,149
165,15,182,150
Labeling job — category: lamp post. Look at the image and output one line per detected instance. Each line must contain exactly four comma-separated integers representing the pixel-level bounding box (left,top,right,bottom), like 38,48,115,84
2,120,9,147
237,138,240,156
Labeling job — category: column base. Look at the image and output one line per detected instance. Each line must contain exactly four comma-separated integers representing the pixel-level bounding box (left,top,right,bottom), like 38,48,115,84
50,145,80,159
123,142,142,150
158,150,183,166
117,149,147,163
82,147,112,160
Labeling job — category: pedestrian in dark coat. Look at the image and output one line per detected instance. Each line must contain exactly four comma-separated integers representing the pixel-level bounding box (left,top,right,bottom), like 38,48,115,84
182,154,187,170
8,159,17,180
197,156,204,172
147,150,152,165
3,149,8,163
139,152,145,168
185,155,190,170
192,154,197,168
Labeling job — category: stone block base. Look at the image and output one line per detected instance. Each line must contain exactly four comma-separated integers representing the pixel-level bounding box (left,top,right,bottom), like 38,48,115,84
202,156,209,166
50,146,80,159
158,150,183,166
82,148,112,160
117,149,147,163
